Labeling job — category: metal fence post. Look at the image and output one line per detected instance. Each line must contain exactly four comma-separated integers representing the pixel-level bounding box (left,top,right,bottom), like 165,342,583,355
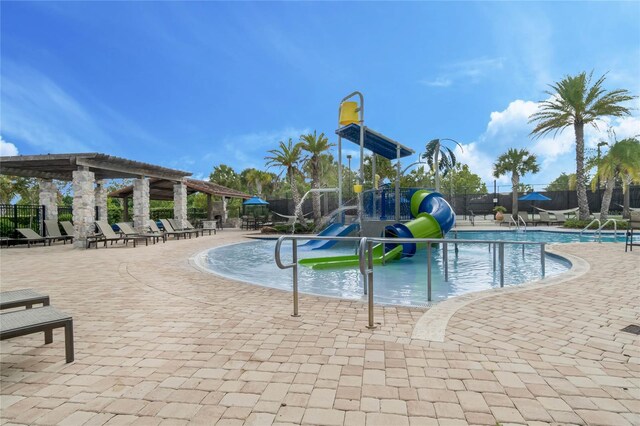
493,242,496,272
540,243,545,278
499,243,505,287
443,242,449,282
292,240,300,317
13,204,18,237
427,243,432,301
366,240,376,329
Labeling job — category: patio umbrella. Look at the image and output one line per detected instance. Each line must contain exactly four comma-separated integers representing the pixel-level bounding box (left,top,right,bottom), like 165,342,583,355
518,192,551,215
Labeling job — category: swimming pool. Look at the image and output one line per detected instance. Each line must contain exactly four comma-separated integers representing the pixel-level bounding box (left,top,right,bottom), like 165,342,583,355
199,230,616,307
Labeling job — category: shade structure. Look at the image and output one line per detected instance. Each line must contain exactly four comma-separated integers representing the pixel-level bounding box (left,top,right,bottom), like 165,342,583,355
243,196,269,205
519,192,551,201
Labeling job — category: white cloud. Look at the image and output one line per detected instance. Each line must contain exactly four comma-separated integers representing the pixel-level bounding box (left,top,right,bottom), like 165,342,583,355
452,142,497,184
420,57,504,88
0,136,19,156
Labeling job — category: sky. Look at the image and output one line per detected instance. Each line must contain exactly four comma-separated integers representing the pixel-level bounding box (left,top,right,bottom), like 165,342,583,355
1,1,639,191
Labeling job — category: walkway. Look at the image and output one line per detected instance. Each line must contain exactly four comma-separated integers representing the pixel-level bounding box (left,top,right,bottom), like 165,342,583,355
1,229,638,425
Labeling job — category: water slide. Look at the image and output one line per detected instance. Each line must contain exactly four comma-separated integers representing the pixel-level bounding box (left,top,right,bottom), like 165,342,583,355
299,223,359,250
299,190,455,270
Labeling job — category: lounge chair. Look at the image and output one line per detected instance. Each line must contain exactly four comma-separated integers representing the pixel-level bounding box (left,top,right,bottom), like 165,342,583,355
116,222,163,245
625,211,640,252
16,228,54,247
0,306,74,363
535,211,554,226
149,220,184,240
169,218,200,238
91,220,141,249
44,220,74,244
0,289,49,310
517,211,530,225
185,219,216,236
160,219,193,239
60,221,76,238
554,212,568,224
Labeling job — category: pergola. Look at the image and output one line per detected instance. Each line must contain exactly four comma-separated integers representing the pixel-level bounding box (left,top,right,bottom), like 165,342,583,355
109,178,251,221
0,153,191,248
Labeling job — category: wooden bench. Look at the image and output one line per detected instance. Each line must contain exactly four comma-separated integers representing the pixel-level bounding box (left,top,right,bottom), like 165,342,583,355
0,306,74,363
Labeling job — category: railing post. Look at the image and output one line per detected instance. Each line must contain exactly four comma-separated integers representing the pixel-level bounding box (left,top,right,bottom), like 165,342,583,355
366,240,376,329
427,242,432,302
522,243,525,257
13,204,18,238
291,239,300,317
540,243,545,278
493,242,496,272
443,242,449,282
499,243,505,287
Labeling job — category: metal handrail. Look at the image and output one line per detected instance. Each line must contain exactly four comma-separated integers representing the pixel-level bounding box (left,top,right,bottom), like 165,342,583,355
508,215,519,229
275,235,547,329
581,219,600,235
596,218,618,241
517,215,527,231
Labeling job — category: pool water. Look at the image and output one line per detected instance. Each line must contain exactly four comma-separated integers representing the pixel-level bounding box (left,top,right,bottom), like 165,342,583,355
201,230,617,307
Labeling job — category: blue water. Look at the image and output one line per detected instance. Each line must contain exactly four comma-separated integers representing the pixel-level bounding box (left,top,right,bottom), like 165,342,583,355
202,230,617,307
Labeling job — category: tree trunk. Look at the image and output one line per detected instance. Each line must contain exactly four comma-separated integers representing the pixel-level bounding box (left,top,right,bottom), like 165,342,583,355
311,162,321,227
289,170,305,226
574,122,590,220
511,173,519,220
599,177,615,221
623,176,631,219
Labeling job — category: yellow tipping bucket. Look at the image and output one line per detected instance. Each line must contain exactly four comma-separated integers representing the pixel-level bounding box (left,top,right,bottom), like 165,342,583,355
353,184,363,194
339,101,359,126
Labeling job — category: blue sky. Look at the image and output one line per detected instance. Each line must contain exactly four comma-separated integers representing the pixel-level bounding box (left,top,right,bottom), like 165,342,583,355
2,1,639,190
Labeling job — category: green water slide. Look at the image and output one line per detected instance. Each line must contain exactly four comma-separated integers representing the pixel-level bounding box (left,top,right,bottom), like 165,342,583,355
298,244,404,270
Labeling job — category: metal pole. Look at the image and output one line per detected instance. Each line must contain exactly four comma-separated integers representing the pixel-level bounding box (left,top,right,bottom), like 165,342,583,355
540,243,545,277
522,244,525,257
395,146,401,221
427,243,432,301
338,136,343,209
499,243,505,287
443,242,449,282
372,154,377,219
292,240,300,317
493,242,496,272
366,240,376,329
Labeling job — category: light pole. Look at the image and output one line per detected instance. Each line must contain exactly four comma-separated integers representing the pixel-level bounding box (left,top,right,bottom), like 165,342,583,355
346,154,352,198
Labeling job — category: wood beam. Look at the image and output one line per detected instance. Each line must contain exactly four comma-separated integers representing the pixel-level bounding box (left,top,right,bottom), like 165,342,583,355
75,158,187,181
0,167,71,180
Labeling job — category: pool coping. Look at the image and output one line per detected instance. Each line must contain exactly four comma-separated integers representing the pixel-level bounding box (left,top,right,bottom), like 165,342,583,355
410,243,591,342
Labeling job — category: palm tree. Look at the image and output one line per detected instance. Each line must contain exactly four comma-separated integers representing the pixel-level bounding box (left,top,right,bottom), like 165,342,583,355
493,148,540,219
422,138,462,193
592,138,640,220
529,71,635,220
299,131,334,226
265,139,305,224
242,168,272,196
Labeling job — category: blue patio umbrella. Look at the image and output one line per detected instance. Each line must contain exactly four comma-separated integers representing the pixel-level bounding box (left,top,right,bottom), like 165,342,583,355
243,196,269,217
519,192,551,214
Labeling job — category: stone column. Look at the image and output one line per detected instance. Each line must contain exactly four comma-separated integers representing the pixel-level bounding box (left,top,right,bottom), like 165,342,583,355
222,197,229,221
133,177,150,232
38,179,58,222
95,180,108,221
173,180,188,229
207,194,213,220
72,169,96,248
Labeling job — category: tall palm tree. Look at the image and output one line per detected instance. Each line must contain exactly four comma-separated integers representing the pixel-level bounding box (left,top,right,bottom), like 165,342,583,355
592,138,640,220
243,168,272,196
529,71,635,220
299,131,334,226
265,139,305,224
493,148,540,219
422,138,462,193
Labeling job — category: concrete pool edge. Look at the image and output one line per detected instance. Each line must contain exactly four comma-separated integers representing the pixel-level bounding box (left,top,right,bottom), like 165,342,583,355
410,243,590,342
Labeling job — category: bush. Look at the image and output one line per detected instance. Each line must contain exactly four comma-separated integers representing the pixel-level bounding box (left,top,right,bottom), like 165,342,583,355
563,218,628,230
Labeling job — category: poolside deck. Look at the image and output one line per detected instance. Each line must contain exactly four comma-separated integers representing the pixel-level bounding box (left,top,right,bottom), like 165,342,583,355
1,229,638,425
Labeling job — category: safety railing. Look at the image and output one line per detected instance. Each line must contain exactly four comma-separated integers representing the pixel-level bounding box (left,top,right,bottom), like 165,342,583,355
580,218,618,242
275,235,547,329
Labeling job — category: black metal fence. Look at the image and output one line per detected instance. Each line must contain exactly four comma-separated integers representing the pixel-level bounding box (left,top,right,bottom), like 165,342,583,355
0,204,44,237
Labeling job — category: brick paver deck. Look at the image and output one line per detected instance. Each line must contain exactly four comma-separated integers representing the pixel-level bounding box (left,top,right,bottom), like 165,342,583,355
1,229,638,425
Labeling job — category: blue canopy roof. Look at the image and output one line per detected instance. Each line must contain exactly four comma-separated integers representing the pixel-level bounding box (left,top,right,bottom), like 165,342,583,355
518,192,551,201
336,123,414,160
243,196,269,205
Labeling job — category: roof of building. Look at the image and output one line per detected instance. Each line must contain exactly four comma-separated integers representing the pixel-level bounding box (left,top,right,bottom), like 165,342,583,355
109,178,251,200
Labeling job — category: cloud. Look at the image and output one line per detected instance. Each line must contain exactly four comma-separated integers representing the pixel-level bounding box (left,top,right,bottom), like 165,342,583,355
452,142,496,184
0,136,19,156
420,57,504,88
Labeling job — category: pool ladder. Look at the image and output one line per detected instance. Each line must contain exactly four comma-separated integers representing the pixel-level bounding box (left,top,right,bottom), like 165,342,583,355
580,218,618,242
509,215,527,232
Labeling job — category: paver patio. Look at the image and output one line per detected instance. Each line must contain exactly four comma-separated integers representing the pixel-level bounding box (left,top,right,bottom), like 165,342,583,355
1,229,638,425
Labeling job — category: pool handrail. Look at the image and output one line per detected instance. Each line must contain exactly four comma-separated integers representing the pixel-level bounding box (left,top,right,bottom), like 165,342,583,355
275,235,547,329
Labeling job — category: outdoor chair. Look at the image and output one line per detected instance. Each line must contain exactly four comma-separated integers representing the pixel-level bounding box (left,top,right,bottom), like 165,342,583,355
60,221,75,238
0,289,49,310
0,306,74,363
185,219,215,236
150,220,184,240
554,212,569,224
169,218,201,237
625,211,640,252
517,211,530,225
535,211,554,226
16,228,54,248
44,220,74,244
241,215,255,230
91,220,141,249
117,222,163,245
159,219,192,239
201,220,219,235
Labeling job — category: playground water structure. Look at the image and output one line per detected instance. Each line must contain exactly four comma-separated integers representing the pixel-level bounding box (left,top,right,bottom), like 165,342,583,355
299,190,455,269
